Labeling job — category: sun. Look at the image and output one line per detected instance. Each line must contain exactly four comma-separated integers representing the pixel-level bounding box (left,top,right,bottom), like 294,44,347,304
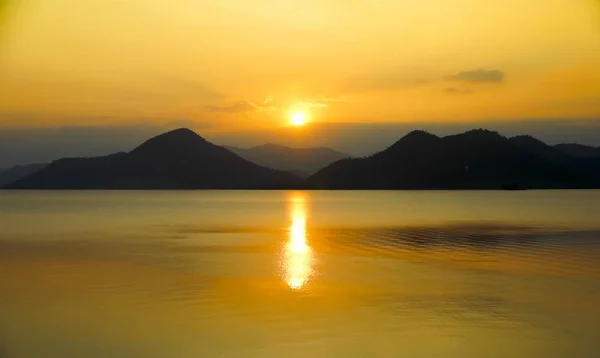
290,111,307,126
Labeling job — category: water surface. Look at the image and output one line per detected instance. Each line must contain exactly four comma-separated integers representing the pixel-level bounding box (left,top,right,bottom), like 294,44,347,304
1,190,599,358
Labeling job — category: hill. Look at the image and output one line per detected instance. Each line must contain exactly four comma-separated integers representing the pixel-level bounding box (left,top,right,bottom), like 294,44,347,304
224,144,348,177
509,135,600,181
554,143,600,158
4,129,301,189
307,129,598,189
0,163,47,187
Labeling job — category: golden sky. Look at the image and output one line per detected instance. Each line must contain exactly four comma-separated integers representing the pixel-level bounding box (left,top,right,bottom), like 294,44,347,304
0,0,599,131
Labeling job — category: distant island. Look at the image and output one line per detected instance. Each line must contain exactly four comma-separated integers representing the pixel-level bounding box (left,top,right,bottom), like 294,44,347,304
2,128,600,190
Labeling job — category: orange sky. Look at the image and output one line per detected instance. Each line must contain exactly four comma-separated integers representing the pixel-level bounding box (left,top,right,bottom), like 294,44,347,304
0,0,600,131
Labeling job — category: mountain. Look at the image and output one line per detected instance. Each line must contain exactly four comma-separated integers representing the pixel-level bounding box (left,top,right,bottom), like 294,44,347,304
307,129,598,189
0,163,47,186
509,135,600,181
554,143,600,158
4,128,301,189
509,135,575,165
224,144,348,177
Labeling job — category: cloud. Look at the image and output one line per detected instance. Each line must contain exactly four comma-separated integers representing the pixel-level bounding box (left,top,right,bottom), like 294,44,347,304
322,96,347,102
204,95,343,116
443,87,473,94
290,96,347,109
205,102,257,113
294,101,329,109
446,69,505,83
205,98,277,114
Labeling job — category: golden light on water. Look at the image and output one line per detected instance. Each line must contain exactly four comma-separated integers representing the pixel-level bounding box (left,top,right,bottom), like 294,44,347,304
283,192,313,290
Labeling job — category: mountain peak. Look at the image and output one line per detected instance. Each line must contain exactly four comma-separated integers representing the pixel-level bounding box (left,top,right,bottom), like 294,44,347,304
510,135,545,145
445,129,505,144
161,128,202,140
463,129,503,139
131,128,208,154
308,128,594,189
405,130,437,139
380,130,439,156
6,128,301,189
392,130,438,145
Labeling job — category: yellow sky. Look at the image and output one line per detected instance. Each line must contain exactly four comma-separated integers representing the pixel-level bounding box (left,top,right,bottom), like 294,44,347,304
0,0,599,131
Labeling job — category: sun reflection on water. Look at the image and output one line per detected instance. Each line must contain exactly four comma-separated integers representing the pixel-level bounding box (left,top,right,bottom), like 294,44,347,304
283,192,313,290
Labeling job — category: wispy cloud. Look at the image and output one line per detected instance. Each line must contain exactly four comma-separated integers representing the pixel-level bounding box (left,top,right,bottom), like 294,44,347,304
205,98,276,114
205,102,256,113
290,96,348,109
446,69,505,83
294,101,329,108
321,96,348,103
443,87,473,94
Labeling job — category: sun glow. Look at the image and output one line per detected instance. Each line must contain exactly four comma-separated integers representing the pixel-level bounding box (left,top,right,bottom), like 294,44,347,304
282,193,313,290
290,111,307,126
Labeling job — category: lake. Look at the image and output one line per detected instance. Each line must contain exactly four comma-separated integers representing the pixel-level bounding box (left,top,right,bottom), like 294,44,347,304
1,190,600,358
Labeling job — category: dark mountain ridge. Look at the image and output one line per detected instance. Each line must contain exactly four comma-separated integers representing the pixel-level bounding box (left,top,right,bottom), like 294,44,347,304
509,135,600,182
5,128,301,189
3,128,600,190
554,143,600,158
307,129,599,189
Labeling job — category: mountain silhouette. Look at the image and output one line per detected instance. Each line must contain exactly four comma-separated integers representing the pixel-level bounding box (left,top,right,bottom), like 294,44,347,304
509,135,600,182
307,129,597,189
225,143,348,177
554,143,600,158
4,128,600,190
0,163,47,186
4,128,301,189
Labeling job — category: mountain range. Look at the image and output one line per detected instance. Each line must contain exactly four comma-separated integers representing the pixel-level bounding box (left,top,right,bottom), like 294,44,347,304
2,128,600,190
4,129,300,189
224,144,348,177
308,129,600,189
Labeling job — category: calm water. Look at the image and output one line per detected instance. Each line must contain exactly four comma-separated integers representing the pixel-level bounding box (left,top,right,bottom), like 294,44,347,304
1,190,600,358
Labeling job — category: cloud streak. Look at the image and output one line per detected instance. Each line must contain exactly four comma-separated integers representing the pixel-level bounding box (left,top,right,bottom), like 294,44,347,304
443,87,473,94
205,102,256,113
205,95,342,115
205,99,276,114
294,101,329,108
446,69,505,83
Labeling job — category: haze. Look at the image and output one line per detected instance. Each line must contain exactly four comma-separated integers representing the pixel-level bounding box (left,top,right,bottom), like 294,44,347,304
1,0,600,166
